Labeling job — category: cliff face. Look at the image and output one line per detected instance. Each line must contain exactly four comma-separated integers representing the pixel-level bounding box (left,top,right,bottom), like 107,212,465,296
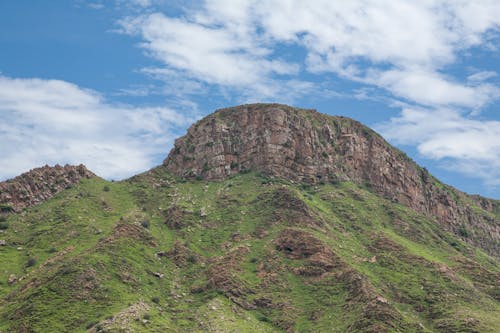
164,103,499,256
0,164,95,212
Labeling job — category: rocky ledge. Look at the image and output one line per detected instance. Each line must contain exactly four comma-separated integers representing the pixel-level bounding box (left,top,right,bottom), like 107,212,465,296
164,103,499,256
0,164,96,212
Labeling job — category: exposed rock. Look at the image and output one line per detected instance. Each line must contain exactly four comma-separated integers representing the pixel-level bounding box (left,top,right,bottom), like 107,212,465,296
275,228,326,260
207,246,255,309
166,240,200,267
7,274,17,285
164,205,190,229
151,272,164,279
275,228,340,276
0,164,96,212
255,187,316,226
164,103,499,256
101,223,156,247
87,301,150,333
200,206,207,217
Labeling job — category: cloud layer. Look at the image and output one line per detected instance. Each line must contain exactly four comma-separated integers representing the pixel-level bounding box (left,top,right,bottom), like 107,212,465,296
120,0,500,106
119,0,500,187
0,76,193,180
2,1,499,190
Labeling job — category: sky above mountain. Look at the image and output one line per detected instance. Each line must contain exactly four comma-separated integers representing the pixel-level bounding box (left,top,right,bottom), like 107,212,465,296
1,0,499,198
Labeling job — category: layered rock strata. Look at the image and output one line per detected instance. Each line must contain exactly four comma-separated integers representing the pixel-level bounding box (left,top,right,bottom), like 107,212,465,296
164,103,499,256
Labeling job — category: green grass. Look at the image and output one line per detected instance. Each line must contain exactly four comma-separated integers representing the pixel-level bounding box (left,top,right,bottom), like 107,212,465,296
0,171,499,332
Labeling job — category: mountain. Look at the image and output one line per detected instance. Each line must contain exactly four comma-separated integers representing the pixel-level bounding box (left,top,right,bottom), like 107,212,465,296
165,104,499,257
0,104,499,333
0,164,95,212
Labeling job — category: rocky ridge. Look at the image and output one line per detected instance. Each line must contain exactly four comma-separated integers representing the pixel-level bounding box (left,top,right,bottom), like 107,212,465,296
164,103,500,256
0,164,95,212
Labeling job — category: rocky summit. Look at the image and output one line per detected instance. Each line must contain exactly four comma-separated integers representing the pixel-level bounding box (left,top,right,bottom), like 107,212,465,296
165,104,499,256
0,164,95,212
0,104,499,333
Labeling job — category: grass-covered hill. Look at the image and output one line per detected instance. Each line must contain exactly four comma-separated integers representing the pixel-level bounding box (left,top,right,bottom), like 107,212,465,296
0,104,499,332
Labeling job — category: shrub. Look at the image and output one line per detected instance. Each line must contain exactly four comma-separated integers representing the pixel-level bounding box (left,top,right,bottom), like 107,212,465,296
26,258,37,267
48,247,57,253
143,313,150,320
151,296,160,304
0,204,14,213
186,254,197,263
258,315,271,323
141,220,150,229
458,225,469,238
0,222,8,230
103,185,110,192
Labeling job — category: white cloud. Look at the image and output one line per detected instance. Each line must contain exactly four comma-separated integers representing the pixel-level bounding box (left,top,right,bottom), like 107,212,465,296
367,69,498,109
119,9,307,100
377,107,500,186
131,0,152,7
120,0,500,108
468,71,498,82
118,0,500,186
0,76,194,180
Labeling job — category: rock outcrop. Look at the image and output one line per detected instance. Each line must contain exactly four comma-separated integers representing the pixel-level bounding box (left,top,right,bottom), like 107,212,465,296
164,103,499,256
0,164,95,212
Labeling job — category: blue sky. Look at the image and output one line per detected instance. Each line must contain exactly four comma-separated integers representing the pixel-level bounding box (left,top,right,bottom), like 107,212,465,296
1,1,499,198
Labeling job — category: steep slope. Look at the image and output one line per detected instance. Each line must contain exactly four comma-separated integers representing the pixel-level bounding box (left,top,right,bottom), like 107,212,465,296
0,104,499,333
164,104,500,256
0,164,96,212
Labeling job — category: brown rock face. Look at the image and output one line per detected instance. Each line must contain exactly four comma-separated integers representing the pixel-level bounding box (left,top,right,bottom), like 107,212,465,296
0,164,95,212
164,103,499,256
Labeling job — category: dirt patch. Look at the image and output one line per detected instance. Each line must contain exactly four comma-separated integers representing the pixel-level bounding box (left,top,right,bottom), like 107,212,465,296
216,194,241,208
270,188,310,213
207,246,255,309
339,269,404,332
41,246,75,269
255,188,322,227
453,256,500,300
102,223,156,246
72,268,99,300
87,301,150,332
275,228,325,259
433,263,461,283
275,228,339,276
368,234,405,253
164,205,190,229
166,240,198,267
434,316,481,333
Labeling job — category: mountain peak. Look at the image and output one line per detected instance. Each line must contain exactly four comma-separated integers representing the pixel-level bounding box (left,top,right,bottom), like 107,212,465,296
164,103,499,256
164,103,381,182
0,164,96,212
164,103,416,200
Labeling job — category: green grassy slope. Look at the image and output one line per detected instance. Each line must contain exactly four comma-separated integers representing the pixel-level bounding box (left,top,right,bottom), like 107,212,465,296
0,169,499,332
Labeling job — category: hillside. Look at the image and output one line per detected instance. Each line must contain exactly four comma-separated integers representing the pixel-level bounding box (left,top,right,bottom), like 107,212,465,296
0,104,499,332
